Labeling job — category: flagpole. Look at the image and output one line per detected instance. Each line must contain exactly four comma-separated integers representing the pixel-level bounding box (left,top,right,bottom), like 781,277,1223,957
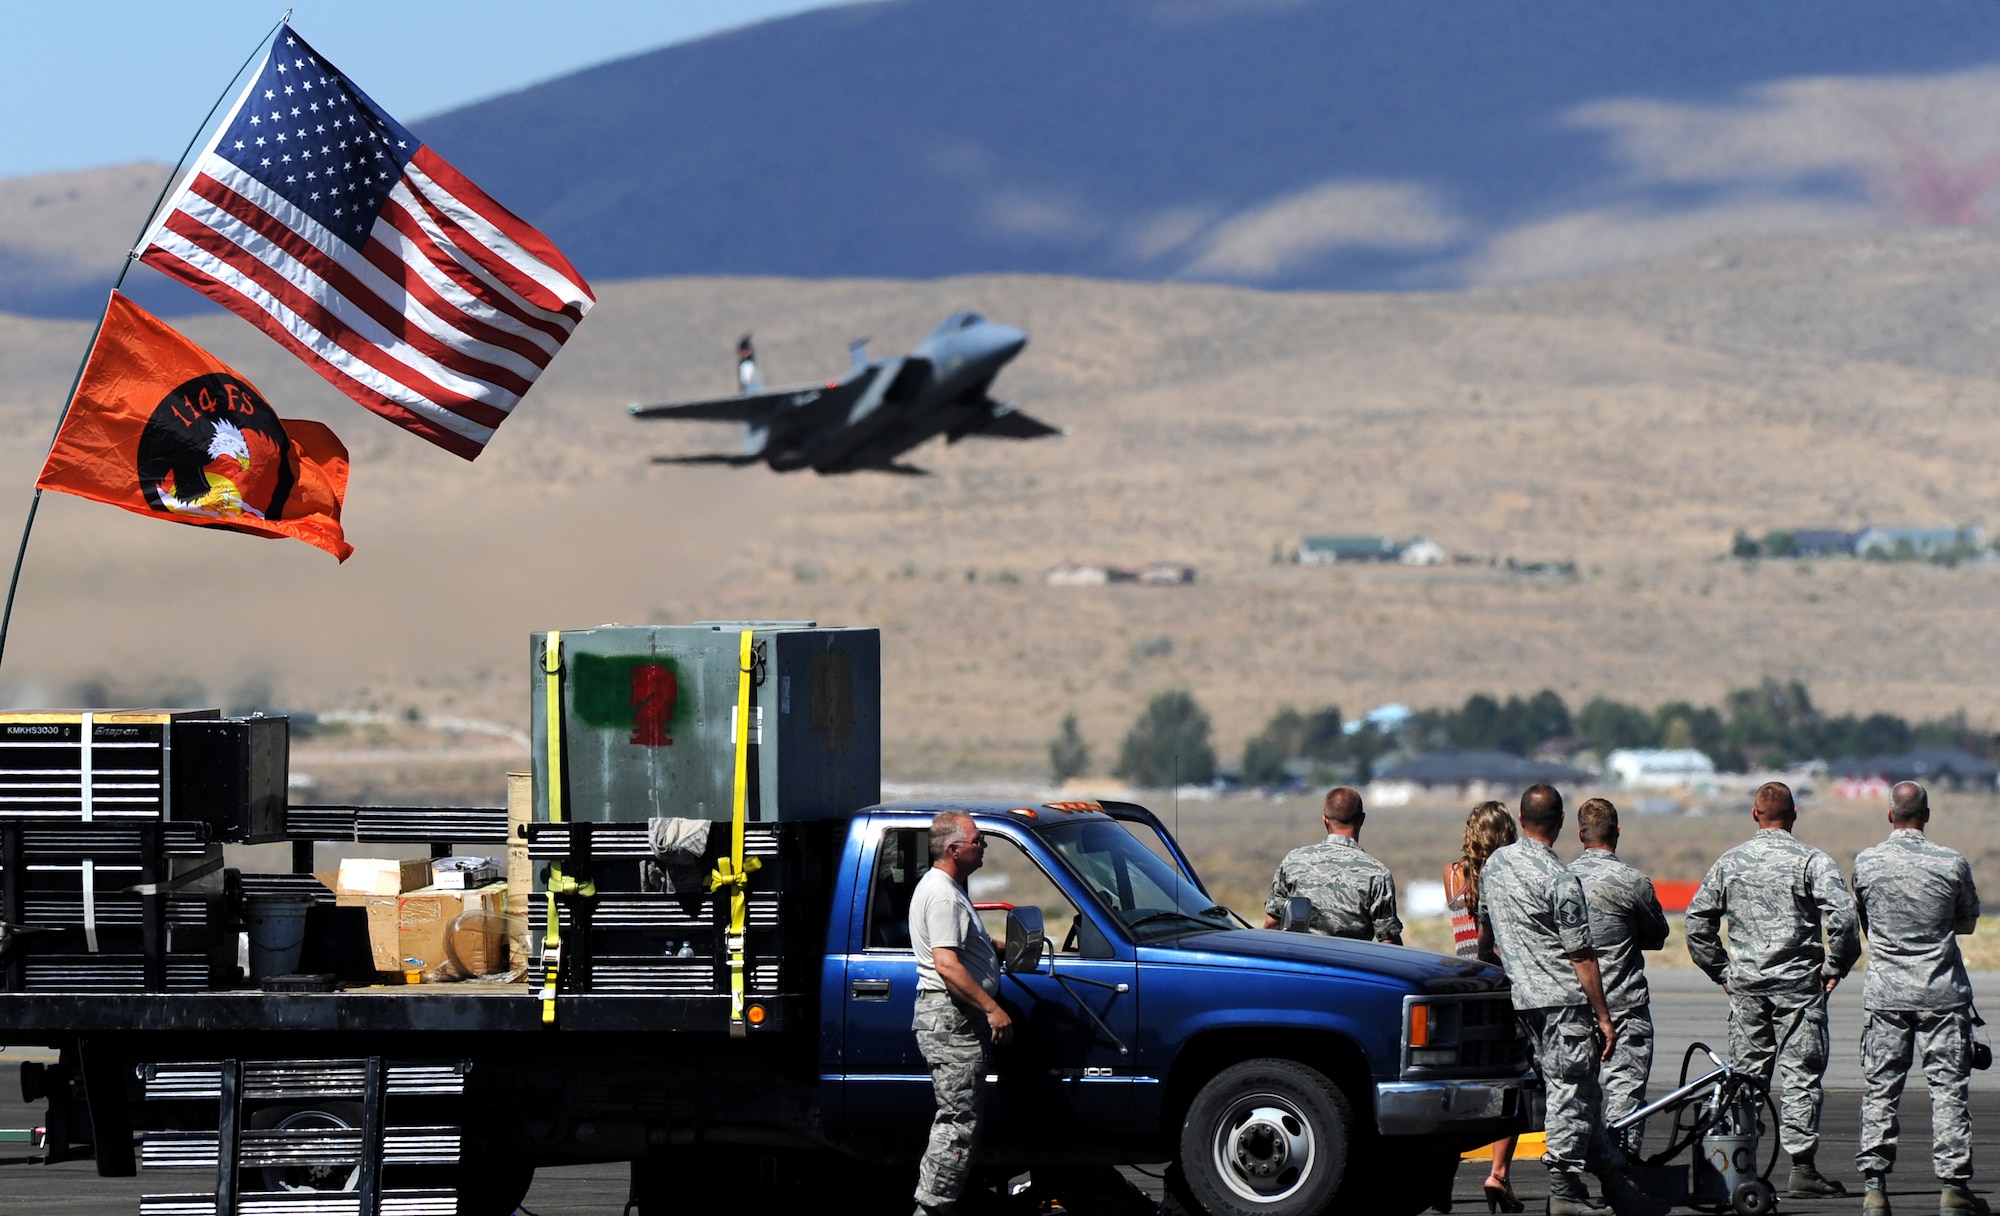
0,10,292,677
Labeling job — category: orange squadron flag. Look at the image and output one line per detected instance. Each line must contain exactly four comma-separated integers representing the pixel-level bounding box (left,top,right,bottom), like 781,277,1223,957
36,292,353,561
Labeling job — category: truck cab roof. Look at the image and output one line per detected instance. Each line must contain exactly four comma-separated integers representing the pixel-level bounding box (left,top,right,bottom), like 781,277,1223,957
863,798,1125,826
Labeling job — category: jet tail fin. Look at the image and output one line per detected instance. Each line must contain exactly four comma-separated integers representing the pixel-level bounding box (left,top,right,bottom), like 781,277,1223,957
848,337,870,375
737,335,764,395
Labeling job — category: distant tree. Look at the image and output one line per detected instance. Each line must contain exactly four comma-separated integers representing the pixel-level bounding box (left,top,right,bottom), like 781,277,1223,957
1524,689,1572,743
1577,696,1656,754
1452,693,1505,750
1300,705,1345,761
1652,701,1725,756
1497,695,1537,755
1346,723,1391,785
1723,678,1820,757
1441,692,1545,755
1914,710,1991,759
1847,713,1912,758
1049,713,1092,784
1762,530,1798,558
1241,735,1291,788
1731,530,1761,559
1115,691,1217,788
1661,717,1696,751
1241,706,1305,788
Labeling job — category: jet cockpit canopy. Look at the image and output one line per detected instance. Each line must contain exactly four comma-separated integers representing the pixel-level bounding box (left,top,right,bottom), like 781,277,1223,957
932,311,986,336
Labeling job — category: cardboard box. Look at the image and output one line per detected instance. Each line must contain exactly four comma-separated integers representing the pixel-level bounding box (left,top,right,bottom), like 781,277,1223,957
363,883,507,974
328,858,432,907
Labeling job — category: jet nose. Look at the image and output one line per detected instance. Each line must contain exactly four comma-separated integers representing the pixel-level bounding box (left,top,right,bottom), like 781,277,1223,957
991,325,1027,358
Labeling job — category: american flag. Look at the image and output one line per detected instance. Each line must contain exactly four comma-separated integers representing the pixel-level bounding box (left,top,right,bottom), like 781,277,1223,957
138,26,594,460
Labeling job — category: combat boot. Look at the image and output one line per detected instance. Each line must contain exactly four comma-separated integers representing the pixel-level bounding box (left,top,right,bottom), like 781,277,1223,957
1940,1180,1990,1215
1546,1170,1609,1215
1595,1168,1670,1216
1861,1171,1891,1215
1788,1153,1851,1198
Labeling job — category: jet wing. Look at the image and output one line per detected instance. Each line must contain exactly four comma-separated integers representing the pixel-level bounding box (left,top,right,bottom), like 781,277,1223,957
629,372,877,423
958,402,1063,441
650,453,764,466
629,388,816,422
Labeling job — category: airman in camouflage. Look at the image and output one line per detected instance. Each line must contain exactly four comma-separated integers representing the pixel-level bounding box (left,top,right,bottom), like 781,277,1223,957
1685,781,1862,1199
910,812,1013,1216
1481,785,1664,1216
1852,782,1984,1216
1567,798,1670,1160
1264,786,1402,943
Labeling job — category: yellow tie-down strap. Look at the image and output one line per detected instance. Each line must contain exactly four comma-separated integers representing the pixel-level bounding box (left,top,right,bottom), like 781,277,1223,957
540,864,595,1026
707,629,762,1036
543,630,565,826
541,630,564,1025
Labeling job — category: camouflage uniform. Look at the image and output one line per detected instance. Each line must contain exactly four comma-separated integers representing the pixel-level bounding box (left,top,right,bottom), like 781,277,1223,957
1480,837,1623,1177
1853,828,1981,1183
1265,833,1403,941
1685,829,1861,1159
913,993,991,1208
1569,848,1670,1157
909,868,1002,1211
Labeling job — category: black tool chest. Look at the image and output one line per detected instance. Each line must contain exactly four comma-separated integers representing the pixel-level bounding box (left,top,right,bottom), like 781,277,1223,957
0,712,286,994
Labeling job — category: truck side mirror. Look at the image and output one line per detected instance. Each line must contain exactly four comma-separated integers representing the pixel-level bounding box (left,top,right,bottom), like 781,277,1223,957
1279,896,1314,933
1005,906,1046,974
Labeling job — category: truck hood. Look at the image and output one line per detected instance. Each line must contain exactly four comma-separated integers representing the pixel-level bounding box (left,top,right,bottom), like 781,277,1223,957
1146,929,1509,993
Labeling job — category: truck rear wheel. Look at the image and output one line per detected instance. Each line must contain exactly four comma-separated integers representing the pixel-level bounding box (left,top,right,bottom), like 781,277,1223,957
1176,1058,1351,1216
247,1103,363,1193
454,1149,534,1216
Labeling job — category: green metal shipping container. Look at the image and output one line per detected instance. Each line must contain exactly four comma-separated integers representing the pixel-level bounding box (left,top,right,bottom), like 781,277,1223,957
529,623,880,823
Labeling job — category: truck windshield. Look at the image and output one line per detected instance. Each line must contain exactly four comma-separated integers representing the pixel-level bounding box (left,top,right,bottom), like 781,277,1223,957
1040,819,1234,941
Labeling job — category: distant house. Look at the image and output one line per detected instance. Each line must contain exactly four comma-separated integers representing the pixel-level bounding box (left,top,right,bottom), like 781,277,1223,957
1048,562,1191,586
1398,537,1446,566
1828,748,1998,792
1134,561,1196,585
1376,750,1594,790
1299,536,1399,565
1299,535,1446,565
1606,748,1717,789
1345,703,1413,735
1852,526,1984,559
1046,563,1113,586
1790,529,1857,557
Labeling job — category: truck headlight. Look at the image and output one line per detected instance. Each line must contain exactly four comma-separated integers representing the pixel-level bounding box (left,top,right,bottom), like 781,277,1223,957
1404,1000,1463,1067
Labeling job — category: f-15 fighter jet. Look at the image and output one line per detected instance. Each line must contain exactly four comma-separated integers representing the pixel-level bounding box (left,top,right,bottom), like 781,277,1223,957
630,311,1058,474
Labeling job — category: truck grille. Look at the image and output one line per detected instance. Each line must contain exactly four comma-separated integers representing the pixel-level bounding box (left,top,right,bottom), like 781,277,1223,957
1401,994,1529,1078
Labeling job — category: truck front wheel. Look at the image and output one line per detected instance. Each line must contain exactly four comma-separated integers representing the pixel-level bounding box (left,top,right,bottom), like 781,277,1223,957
1176,1059,1351,1216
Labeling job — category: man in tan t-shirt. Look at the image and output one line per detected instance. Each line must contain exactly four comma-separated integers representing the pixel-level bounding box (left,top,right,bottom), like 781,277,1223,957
910,810,1013,1215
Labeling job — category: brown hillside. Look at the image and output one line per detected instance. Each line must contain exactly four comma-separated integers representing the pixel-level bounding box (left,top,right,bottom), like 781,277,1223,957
1,228,1999,781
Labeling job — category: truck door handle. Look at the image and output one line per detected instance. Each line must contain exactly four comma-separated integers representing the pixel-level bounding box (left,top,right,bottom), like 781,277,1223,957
851,979,892,1000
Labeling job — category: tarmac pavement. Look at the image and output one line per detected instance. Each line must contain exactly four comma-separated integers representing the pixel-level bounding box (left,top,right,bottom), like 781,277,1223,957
6,973,2000,1213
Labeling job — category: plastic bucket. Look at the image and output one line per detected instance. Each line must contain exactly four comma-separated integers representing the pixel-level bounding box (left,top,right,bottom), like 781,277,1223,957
245,894,315,979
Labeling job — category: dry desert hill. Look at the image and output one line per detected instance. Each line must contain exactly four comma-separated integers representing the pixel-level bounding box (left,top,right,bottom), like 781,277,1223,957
1,226,1999,789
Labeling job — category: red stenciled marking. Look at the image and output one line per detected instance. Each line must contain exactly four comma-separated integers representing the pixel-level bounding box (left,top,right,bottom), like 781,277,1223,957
629,664,678,747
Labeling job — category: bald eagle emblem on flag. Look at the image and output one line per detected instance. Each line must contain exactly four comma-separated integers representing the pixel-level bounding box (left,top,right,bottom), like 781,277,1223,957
139,374,297,523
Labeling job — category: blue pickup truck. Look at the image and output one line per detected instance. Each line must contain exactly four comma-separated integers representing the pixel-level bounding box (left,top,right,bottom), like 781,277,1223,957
833,800,1532,1216
0,797,1532,1216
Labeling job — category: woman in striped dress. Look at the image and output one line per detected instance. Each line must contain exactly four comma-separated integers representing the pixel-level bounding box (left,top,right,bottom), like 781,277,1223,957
1443,801,1523,1213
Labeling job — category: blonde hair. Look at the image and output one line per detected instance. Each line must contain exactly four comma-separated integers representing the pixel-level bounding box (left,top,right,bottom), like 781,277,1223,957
1456,800,1518,913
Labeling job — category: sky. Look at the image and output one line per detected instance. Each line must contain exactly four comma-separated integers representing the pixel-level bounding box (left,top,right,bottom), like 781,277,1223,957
0,1,844,179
